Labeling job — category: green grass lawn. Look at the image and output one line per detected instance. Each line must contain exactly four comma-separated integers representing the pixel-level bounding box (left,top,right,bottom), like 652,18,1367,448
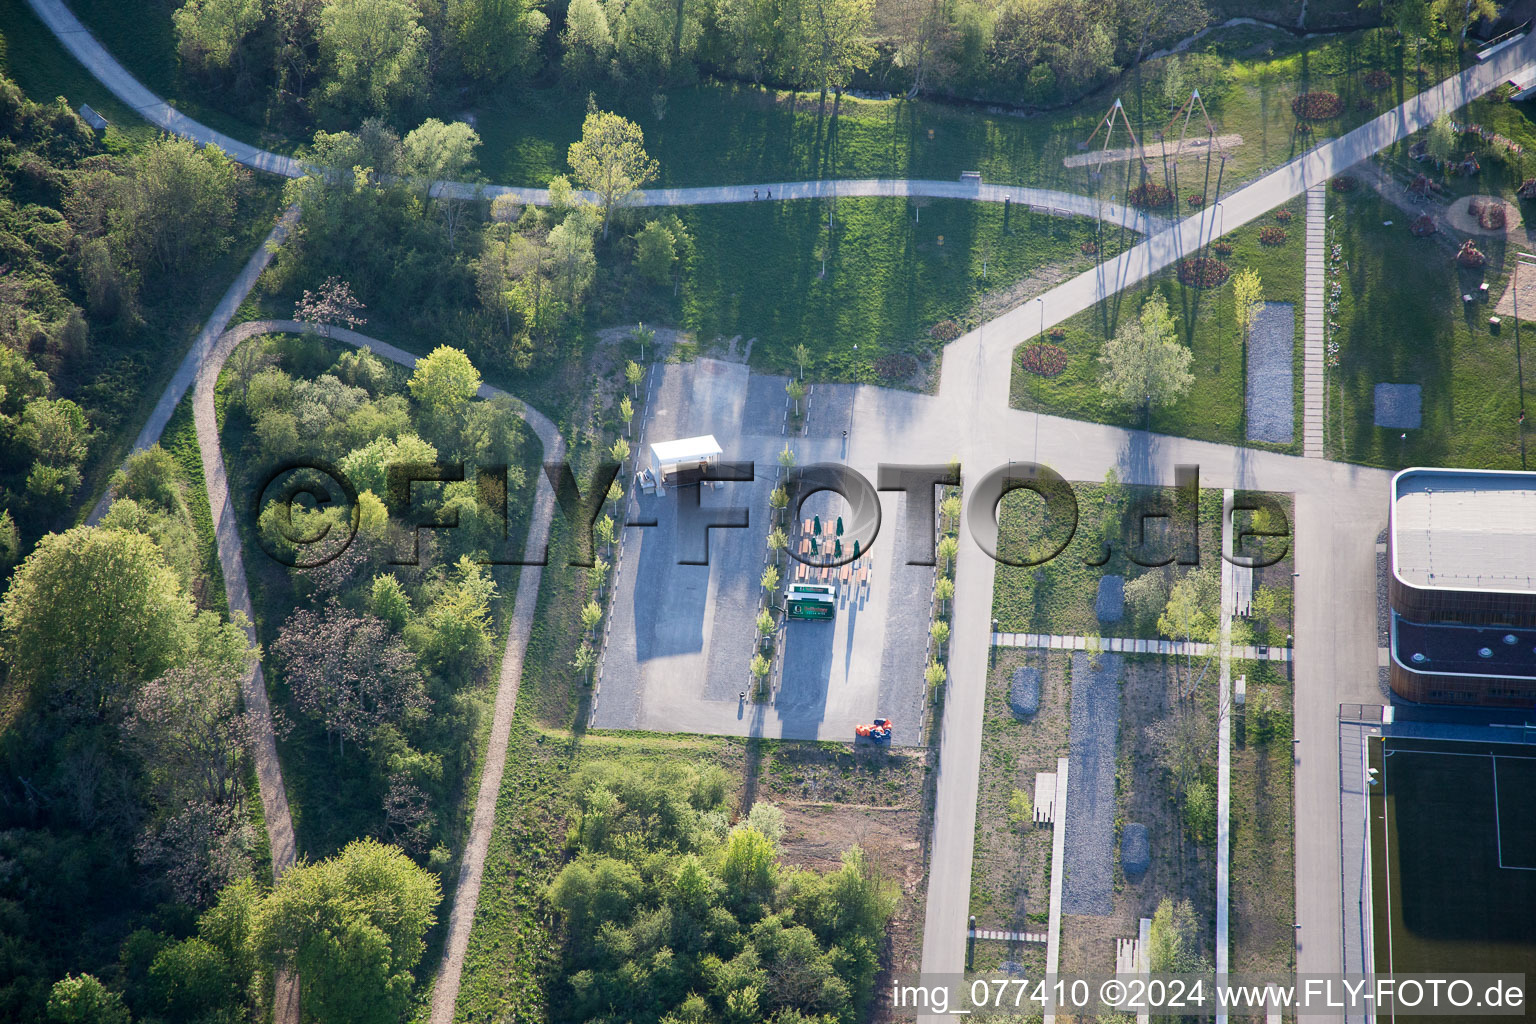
1327,187,1532,469
675,198,1126,378
1009,195,1306,448
31,0,1440,198
468,28,1443,194
991,482,1227,635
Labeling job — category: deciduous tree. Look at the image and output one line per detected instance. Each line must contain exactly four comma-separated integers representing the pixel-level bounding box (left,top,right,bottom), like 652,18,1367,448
408,345,482,416
259,839,441,1024
271,601,428,754
316,0,429,115
1098,292,1193,411
567,110,659,239
0,526,211,716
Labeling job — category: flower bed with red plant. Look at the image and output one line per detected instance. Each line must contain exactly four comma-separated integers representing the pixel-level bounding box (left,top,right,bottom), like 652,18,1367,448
1178,256,1231,288
1410,214,1437,237
1274,208,1293,222
1212,240,1233,256
1292,92,1343,119
1259,226,1288,245
1127,183,1174,208
1020,343,1068,377
874,353,919,380
930,319,962,342
1081,239,1099,255
1365,69,1391,91
1331,175,1357,193
1187,194,1205,207
1048,326,1066,340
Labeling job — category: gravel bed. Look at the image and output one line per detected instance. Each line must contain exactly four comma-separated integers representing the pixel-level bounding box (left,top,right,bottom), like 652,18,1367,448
1095,574,1125,623
1062,650,1121,916
1121,822,1150,877
1374,383,1422,429
1009,666,1042,718
1245,301,1295,443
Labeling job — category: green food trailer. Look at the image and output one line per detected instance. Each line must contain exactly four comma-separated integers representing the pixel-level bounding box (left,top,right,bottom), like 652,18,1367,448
786,583,836,620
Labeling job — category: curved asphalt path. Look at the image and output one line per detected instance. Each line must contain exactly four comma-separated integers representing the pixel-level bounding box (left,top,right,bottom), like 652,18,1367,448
23,0,1165,234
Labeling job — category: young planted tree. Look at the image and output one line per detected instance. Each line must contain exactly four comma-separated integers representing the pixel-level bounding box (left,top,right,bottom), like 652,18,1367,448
935,575,955,615
769,485,789,523
611,437,631,466
786,377,806,415
937,534,959,575
595,514,616,556
930,619,951,654
761,564,780,598
567,110,660,239
924,659,947,699
749,652,771,692
625,360,644,398
767,526,788,564
793,342,810,379
581,600,604,637
619,395,634,436
573,640,597,685
1231,267,1263,347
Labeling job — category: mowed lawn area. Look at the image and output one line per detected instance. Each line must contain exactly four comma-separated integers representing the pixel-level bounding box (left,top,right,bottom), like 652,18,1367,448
1329,187,1530,469
677,198,1122,378
31,0,1442,196
1009,195,1306,449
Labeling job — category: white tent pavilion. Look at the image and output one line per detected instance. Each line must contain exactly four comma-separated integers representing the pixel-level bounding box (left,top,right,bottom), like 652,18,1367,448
647,435,722,492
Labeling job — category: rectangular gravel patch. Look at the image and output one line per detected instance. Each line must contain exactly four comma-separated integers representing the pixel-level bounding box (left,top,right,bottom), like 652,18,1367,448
1246,301,1294,444
1374,383,1422,429
1062,650,1121,916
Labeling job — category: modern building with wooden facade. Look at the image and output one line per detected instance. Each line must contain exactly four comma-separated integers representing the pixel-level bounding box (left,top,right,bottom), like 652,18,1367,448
1387,467,1536,706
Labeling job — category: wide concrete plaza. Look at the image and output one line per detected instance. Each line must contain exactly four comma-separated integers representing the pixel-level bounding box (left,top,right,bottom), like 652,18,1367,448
592,358,937,744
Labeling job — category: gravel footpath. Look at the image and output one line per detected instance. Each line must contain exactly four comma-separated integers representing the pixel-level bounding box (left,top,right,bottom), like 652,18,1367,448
1246,301,1295,444
1062,650,1121,916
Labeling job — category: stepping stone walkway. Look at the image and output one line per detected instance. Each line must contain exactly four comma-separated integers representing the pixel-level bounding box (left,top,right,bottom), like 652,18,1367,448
990,632,1293,662
1304,185,1327,456
970,928,1049,944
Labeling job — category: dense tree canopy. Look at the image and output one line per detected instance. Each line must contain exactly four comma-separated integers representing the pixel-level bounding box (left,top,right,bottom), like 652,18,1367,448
0,526,246,717
549,761,896,1024
260,839,441,1024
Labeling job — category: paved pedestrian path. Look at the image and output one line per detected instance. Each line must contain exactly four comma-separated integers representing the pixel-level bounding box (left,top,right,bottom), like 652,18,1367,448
990,631,1293,661
1215,490,1236,1024
22,0,1165,233
1303,185,1327,457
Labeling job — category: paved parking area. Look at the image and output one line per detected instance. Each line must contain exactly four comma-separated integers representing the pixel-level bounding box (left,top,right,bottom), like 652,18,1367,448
592,359,934,745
